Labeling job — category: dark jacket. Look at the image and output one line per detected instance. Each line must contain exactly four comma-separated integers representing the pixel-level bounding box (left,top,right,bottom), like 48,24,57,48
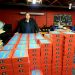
17,18,39,33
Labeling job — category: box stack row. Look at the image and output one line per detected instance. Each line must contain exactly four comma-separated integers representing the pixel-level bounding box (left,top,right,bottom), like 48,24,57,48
28,34,41,70
62,32,75,75
51,32,64,75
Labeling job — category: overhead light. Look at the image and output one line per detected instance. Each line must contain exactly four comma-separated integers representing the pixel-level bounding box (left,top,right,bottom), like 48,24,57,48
27,0,42,4
32,0,36,4
69,3,72,9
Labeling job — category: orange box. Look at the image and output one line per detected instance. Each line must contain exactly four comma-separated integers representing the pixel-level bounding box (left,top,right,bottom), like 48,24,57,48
13,68,30,73
52,60,62,66
41,52,52,57
0,70,13,75
30,57,40,63
62,71,72,75
43,72,51,75
52,71,61,75
12,50,29,63
28,49,40,54
41,64,51,68
39,39,52,48
0,51,13,65
64,43,74,47
50,32,64,38
65,39,75,43
63,55,74,61
62,66,72,75
52,66,62,73
53,43,64,48
41,58,51,64
64,50,74,56
29,52,40,58
30,64,41,70
0,64,12,71
53,45,63,51
64,33,75,38
12,63,30,70
14,72,29,75
41,48,52,53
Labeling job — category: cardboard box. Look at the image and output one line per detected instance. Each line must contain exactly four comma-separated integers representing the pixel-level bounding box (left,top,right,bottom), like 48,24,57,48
12,50,29,63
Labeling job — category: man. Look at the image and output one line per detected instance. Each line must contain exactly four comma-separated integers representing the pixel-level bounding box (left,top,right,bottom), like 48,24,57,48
17,13,39,33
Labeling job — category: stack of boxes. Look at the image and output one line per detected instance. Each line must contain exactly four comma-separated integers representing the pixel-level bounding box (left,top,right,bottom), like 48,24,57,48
0,51,13,75
51,31,64,75
12,49,30,75
28,42,40,70
39,39,52,75
62,32,75,75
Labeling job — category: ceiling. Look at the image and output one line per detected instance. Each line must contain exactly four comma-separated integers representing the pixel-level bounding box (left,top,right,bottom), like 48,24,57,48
0,0,75,10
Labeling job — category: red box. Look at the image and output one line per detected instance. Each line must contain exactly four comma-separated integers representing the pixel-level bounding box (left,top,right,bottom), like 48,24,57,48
65,39,75,43
12,50,29,63
14,72,29,75
0,70,13,75
50,33,64,38
41,48,52,53
63,55,74,61
43,72,51,75
62,66,72,75
13,68,30,73
29,52,40,58
0,51,13,65
41,52,52,57
64,43,74,48
39,39,52,48
52,71,61,75
52,60,62,66
53,43,64,48
64,33,75,38
62,71,72,75
28,49,40,54
12,63,30,70
30,64,41,70
0,64,12,71
30,57,40,63
64,50,74,56
41,58,51,64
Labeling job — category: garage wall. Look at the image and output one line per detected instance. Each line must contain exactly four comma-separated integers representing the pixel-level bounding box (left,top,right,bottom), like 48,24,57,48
0,9,75,32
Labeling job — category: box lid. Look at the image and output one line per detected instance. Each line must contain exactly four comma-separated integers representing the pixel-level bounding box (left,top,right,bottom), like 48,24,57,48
3,45,14,51
13,50,28,58
0,51,11,59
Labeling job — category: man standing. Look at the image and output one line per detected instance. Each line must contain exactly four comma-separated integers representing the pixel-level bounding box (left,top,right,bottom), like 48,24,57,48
17,13,39,33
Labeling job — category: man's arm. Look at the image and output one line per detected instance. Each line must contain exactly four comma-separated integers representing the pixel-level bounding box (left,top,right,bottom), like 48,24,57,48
33,19,39,33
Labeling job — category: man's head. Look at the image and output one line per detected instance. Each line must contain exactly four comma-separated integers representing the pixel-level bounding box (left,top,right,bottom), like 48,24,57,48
25,13,30,20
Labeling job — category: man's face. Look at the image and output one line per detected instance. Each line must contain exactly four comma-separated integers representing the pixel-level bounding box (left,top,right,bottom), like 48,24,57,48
26,13,30,20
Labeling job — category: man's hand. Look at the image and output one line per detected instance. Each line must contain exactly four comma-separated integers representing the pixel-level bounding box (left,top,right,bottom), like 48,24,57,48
0,29,5,34
15,32,19,34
